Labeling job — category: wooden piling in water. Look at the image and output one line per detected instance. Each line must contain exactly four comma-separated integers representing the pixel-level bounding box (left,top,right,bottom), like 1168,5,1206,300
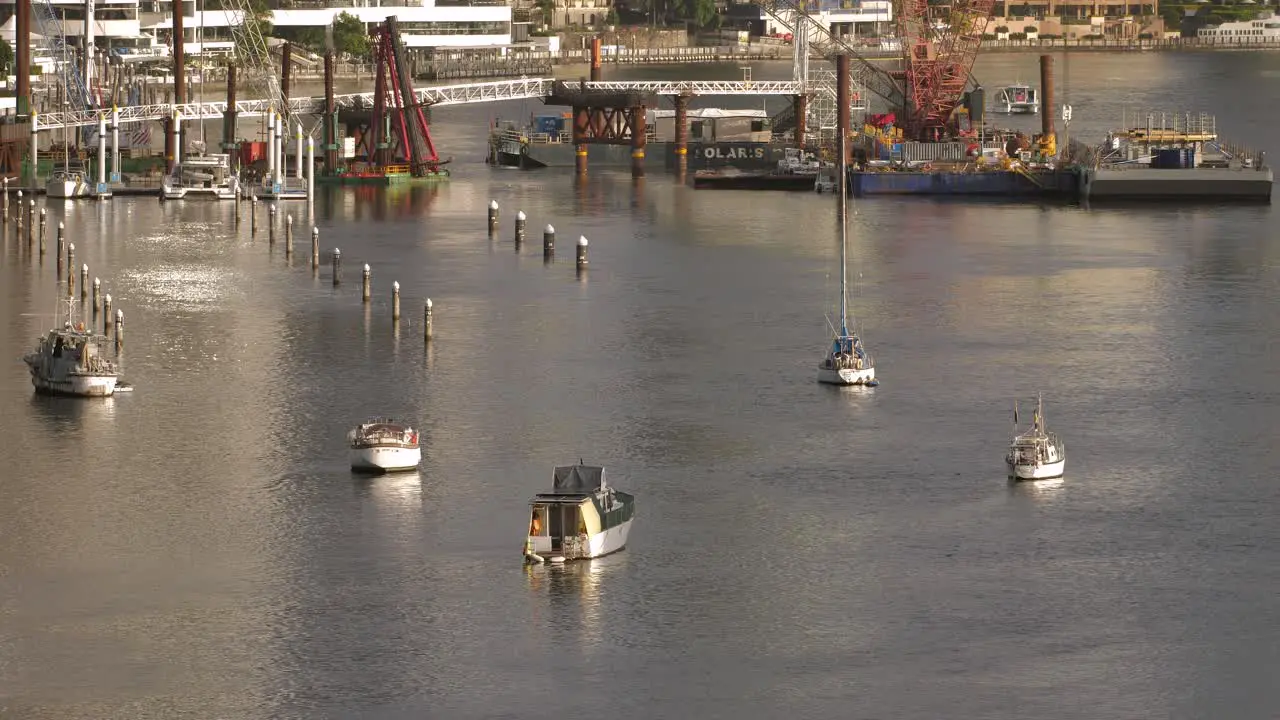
311,227,319,270
26,199,33,247
55,223,64,271
268,203,277,245
15,191,22,244
576,236,589,271
2,178,7,218
543,224,555,262
487,200,498,235
80,264,88,301
103,294,113,334
251,194,258,235
362,264,371,302
114,310,123,351
66,243,75,295
424,298,433,342
285,214,293,258
332,248,341,285
515,210,526,246
92,278,101,321
37,208,44,253
392,281,400,322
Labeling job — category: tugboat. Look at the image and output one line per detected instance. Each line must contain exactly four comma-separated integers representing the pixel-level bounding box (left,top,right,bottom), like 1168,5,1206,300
23,297,120,397
348,419,421,473
524,462,635,564
1005,395,1066,481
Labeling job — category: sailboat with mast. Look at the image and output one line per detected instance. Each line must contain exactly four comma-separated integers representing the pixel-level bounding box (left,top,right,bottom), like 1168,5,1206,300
817,134,876,387
47,100,90,199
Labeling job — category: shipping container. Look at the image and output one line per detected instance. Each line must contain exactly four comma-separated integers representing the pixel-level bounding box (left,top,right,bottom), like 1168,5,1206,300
239,141,267,167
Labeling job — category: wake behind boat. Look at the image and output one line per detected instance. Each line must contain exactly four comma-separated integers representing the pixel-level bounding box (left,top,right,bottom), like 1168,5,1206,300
524,462,635,564
348,419,421,473
23,296,120,397
1005,395,1065,481
817,133,877,387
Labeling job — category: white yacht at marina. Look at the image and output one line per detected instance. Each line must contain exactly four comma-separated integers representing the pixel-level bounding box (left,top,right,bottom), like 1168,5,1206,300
348,419,421,473
993,83,1039,114
47,169,90,199
1005,395,1066,481
161,154,241,200
23,297,120,397
524,462,635,564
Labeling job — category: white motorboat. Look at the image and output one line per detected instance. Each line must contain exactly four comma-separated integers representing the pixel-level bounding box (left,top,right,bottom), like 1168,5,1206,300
23,296,120,397
46,169,90,199
993,83,1039,114
1005,395,1066,481
348,419,421,473
524,462,635,564
817,134,876,387
161,154,241,200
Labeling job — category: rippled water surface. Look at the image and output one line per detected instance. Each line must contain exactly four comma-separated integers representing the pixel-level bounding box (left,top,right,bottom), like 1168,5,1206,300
2,51,1279,720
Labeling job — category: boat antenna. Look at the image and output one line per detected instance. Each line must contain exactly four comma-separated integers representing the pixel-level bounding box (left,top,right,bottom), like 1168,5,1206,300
837,127,849,339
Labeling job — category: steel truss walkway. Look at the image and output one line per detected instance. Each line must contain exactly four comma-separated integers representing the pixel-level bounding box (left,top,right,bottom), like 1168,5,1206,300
35,78,805,130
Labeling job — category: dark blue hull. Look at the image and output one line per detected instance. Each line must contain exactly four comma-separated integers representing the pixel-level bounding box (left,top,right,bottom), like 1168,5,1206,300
848,169,1078,198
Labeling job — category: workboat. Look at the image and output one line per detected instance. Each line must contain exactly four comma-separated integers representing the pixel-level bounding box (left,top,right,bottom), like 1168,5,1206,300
348,419,421,473
23,296,120,397
993,83,1039,114
161,154,240,200
524,462,635,564
817,134,876,386
1005,395,1066,481
46,169,90,199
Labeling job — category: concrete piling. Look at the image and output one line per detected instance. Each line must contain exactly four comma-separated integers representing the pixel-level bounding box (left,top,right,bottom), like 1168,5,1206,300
80,264,88,301
543,224,555,262
487,200,499,235
311,227,319,270
392,281,400,322
103,294,113,334
285,214,293,258
423,298,433,342
92,278,101,321
332,248,341,285
251,194,258,235
114,309,123,351
515,210,526,246
362,264,371,302
268,203,277,244
576,236,589,271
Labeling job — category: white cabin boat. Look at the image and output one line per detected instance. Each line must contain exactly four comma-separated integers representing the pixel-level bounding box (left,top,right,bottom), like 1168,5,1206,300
1005,396,1065,481
47,169,90,199
23,297,120,397
348,419,421,473
161,154,241,200
817,134,876,387
993,84,1039,114
524,463,635,564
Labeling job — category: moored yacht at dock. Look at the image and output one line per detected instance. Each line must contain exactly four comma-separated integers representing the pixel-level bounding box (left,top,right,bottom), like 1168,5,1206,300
161,154,241,200
524,463,635,564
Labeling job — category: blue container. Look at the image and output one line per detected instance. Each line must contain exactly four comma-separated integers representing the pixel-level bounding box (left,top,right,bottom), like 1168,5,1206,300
1182,147,1196,168
1153,148,1183,169
532,115,562,136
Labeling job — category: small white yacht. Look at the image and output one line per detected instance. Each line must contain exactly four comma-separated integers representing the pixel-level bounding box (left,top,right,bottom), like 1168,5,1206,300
524,462,635,564
348,419,421,473
993,84,1039,114
161,154,241,200
47,169,90,199
1005,395,1066,481
23,297,120,397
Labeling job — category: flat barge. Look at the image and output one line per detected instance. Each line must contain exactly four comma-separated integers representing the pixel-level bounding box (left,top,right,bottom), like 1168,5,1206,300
692,170,818,191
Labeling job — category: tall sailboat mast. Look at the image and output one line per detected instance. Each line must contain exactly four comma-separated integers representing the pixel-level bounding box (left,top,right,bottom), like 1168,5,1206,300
837,131,848,337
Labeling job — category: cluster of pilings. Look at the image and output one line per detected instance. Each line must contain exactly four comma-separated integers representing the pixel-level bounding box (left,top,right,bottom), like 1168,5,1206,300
2,189,128,352
485,200,590,278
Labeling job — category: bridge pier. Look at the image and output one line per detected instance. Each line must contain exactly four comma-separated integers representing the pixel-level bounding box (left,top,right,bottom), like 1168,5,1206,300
793,94,808,149
324,51,338,173
631,105,646,179
222,64,238,162
590,37,602,82
673,94,689,180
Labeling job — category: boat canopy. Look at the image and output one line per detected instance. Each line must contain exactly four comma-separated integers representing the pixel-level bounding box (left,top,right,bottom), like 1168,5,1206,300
553,464,606,493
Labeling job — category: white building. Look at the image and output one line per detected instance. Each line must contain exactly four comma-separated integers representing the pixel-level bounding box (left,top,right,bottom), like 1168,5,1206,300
764,0,893,40
1197,13,1280,42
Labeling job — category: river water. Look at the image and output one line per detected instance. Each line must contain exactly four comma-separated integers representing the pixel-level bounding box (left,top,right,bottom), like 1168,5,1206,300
2,51,1279,719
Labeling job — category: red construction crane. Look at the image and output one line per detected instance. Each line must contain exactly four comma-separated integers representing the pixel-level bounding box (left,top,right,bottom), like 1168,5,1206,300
368,16,446,177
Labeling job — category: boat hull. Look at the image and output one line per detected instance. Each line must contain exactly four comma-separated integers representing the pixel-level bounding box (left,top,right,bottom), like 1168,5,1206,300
1007,458,1065,481
31,372,118,397
525,518,633,563
47,179,90,199
350,445,421,473
817,365,876,386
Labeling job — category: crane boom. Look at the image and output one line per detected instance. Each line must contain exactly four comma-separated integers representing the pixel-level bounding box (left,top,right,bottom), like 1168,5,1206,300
899,0,995,139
